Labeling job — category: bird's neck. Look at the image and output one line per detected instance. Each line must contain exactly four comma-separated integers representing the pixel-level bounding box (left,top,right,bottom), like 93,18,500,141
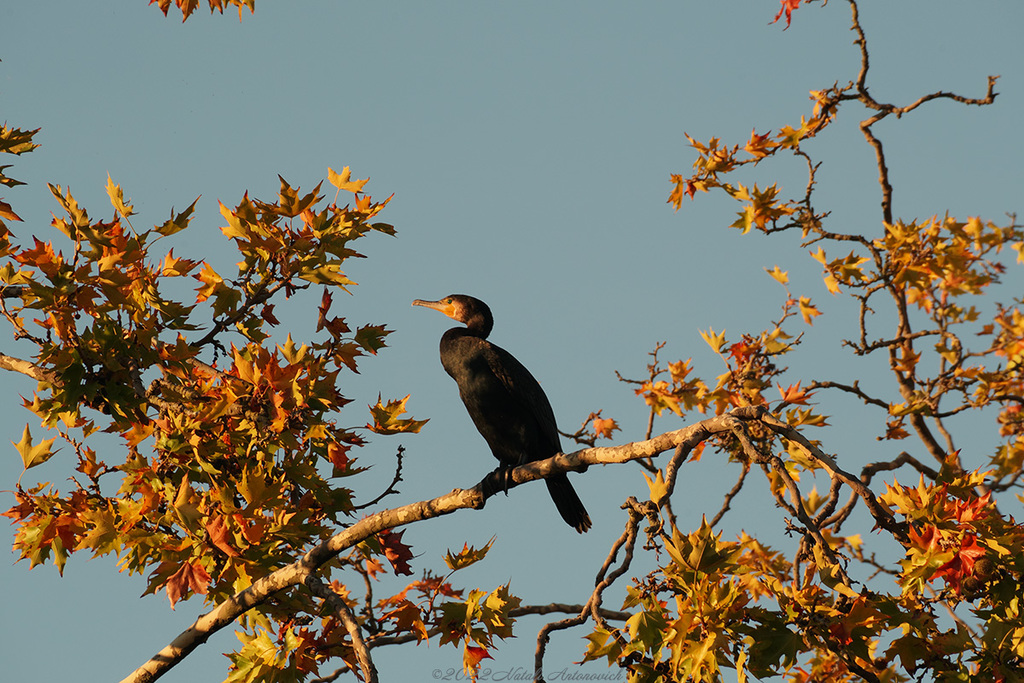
462,311,493,338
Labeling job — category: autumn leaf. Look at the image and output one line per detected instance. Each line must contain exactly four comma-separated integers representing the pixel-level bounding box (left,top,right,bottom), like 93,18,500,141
700,327,727,354
766,265,789,285
592,416,619,440
378,528,414,576
777,381,812,405
932,534,987,594
354,324,391,355
165,560,212,609
327,166,369,194
644,470,669,507
205,515,241,557
463,645,493,681
76,505,117,554
155,198,199,236
445,537,495,571
12,424,58,470
771,0,805,30
798,296,821,325
105,174,136,218
0,199,23,223
367,395,428,435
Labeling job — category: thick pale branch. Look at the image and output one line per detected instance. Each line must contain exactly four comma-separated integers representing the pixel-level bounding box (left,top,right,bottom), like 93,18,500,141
0,351,56,383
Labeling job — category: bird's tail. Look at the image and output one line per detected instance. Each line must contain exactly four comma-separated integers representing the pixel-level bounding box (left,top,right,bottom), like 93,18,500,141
545,474,592,533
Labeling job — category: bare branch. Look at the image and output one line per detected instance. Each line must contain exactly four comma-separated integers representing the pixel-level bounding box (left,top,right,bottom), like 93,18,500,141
351,445,406,512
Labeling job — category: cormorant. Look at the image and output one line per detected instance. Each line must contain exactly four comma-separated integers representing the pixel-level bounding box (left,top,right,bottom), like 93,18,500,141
413,294,592,533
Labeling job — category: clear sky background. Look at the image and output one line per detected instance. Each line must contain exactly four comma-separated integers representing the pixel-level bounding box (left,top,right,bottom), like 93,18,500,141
2,2,1022,681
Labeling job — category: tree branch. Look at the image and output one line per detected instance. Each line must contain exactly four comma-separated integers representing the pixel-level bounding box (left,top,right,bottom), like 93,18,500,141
119,406,894,683
0,351,56,383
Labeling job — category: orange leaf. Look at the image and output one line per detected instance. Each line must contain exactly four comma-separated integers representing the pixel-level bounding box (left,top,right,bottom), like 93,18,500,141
463,645,493,679
205,516,241,557
165,561,211,609
772,0,804,29
777,381,812,405
592,416,620,440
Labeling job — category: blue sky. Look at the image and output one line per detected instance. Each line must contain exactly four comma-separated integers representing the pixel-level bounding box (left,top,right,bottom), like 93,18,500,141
2,2,1023,681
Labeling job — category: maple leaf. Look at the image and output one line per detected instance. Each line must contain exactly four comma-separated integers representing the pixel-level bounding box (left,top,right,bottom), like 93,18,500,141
12,424,58,470
205,515,241,557
766,265,789,285
700,327,727,354
777,381,812,405
354,324,391,355
367,394,429,435
155,198,199,236
463,645,493,681
165,560,211,609
0,199,23,223
378,529,415,576
444,537,495,571
0,125,41,155
76,506,118,555
744,128,777,159
327,166,370,195
327,441,350,471
643,470,669,507
193,262,223,302
592,416,619,440
260,304,280,326
105,174,136,218
798,296,821,325
381,601,429,642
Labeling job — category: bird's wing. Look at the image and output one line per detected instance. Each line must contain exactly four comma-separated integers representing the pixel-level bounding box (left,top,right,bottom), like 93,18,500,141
483,343,561,447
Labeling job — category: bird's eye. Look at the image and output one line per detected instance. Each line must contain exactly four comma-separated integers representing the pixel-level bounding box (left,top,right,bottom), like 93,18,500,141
446,298,453,304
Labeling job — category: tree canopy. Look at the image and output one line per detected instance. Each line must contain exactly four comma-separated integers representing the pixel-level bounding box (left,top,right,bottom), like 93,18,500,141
3,2,1023,682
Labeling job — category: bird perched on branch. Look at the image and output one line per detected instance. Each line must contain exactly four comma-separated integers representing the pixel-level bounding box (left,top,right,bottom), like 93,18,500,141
413,294,592,533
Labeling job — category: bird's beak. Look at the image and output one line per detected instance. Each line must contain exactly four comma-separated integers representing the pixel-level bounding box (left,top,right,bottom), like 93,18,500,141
412,298,457,320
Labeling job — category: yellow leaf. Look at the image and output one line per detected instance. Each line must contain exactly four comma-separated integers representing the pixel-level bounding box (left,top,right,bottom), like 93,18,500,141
12,424,58,470
367,394,429,435
105,174,135,217
766,265,789,285
700,327,727,354
798,296,821,325
643,470,669,507
327,166,369,194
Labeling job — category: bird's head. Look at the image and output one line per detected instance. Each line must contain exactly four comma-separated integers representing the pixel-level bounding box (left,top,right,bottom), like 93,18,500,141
413,294,493,335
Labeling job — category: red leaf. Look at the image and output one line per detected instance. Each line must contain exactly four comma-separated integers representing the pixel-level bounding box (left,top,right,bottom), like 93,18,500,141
378,528,415,576
933,534,987,594
261,304,280,326
165,561,211,609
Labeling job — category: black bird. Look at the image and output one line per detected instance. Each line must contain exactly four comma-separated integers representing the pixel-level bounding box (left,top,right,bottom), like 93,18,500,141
413,294,592,533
